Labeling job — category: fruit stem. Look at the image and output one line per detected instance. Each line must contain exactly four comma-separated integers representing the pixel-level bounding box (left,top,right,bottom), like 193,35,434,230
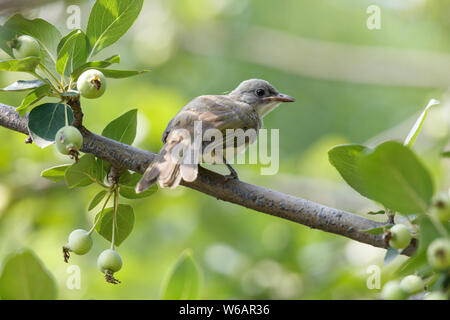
64,104,69,127
111,187,119,250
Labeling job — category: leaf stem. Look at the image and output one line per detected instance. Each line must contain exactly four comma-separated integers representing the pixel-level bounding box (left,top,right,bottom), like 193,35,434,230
30,71,61,97
38,63,64,91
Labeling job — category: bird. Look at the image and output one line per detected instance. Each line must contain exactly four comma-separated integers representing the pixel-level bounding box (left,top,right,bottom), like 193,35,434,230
135,79,295,193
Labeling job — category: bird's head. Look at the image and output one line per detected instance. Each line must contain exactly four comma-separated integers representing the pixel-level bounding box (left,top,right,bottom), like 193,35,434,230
229,79,295,117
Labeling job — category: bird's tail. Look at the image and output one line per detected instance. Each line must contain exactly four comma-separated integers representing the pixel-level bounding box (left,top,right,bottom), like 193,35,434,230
135,135,198,193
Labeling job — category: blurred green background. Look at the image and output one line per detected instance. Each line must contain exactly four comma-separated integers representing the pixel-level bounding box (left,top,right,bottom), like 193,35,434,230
0,0,449,299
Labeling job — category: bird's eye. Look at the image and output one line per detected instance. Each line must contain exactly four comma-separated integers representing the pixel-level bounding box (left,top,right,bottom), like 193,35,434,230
255,89,265,97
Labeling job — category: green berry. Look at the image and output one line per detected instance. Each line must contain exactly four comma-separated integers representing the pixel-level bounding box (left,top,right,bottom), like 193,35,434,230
97,249,123,273
389,224,412,250
11,35,40,59
400,275,424,295
67,229,92,255
380,280,406,300
55,126,83,155
427,238,450,271
424,291,448,300
77,69,106,99
431,195,450,222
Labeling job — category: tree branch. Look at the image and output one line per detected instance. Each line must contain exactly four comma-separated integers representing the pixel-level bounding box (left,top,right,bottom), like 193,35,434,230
0,102,417,255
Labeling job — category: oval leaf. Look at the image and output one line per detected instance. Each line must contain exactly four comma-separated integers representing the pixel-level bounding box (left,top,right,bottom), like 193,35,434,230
358,141,434,214
86,0,143,57
56,29,88,77
27,103,74,148
161,249,201,300
101,109,137,145
94,204,135,246
16,84,51,116
0,248,57,300
88,190,108,211
65,154,98,188
0,24,15,56
71,54,120,80
328,144,371,198
0,79,45,91
41,164,71,182
94,68,147,79
362,225,392,235
0,57,40,72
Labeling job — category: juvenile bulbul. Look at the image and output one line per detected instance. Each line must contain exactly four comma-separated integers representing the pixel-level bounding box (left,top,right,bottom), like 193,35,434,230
136,79,295,193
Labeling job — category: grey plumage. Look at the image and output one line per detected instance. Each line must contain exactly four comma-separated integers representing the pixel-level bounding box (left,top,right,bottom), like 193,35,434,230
136,79,294,193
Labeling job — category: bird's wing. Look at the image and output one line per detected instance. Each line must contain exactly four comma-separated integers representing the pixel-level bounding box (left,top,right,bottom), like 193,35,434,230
162,95,259,143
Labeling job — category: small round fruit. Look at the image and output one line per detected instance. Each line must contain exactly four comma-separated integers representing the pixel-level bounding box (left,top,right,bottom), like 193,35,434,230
77,69,106,99
427,238,450,271
55,126,83,155
424,291,448,300
67,229,92,255
97,249,123,273
12,35,40,59
380,280,406,300
389,224,412,250
431,196,450,222
400,275,424,295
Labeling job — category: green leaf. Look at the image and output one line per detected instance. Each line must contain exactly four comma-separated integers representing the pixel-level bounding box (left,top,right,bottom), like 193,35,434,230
88,190,108,211
362,225,392,235
442,151,450,158
96,157,110,183
161,249,201,300
0,79,45,91
0,57,40,72
404,99,440,147
86,0,143,57
94,204,135,246
0,24,15,56
384,247,400,266
328,144,370,198
70,54,120,80
56,30,88,77
27,103,74,148
16,84,51,116
367,210,385,215
3,14,61,68
358,141,434,214
65,154,98,188
119,172,158,199
0,248,57,300
101,109,137,145
94,68,147,79
57,29,82,54
40,164,71,182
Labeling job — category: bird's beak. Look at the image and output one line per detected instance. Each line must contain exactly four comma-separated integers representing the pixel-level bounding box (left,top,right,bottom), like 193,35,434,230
263,93,295,103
